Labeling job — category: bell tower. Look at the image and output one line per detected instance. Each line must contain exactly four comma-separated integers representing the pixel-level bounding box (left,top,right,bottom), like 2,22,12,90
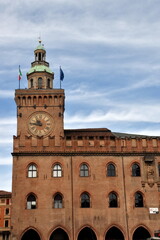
27,40,54,89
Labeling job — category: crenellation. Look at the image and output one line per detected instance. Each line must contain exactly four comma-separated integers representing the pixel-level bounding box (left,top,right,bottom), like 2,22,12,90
13,134,160,153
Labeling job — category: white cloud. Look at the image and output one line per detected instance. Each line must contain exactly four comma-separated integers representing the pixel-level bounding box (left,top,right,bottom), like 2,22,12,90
0,90,14,98
0,117,16,125
0,157,12,165
65,104,160,125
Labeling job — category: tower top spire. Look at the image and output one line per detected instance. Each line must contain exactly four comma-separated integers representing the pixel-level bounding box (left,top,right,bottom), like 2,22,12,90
38,37,42,45
35,37,45,51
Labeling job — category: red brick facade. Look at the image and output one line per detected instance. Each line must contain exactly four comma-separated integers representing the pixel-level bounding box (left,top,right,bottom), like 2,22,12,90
0,191,11,240
11,43,160,240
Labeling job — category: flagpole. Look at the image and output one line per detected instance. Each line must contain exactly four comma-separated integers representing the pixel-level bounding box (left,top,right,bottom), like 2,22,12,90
59,66,61,89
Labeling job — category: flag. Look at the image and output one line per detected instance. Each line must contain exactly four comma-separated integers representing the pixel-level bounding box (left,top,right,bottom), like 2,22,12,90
60,67,64,81
18,65,22,81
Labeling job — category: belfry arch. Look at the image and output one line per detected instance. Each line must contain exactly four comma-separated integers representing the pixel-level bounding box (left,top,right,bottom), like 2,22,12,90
105,226,124,240
77,227,97,240
49,228,69,240
21,228,41,240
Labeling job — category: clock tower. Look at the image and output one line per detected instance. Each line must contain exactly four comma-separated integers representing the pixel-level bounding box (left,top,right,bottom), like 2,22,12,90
14,40,64,149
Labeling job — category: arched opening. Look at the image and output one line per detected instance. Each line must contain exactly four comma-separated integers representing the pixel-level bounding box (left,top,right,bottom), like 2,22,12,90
27,164,37,178
77,227,97,240
47,79,51,88
52,164,62,177
26,194,37,209
28,96,31,105
105,226,124,240
30,79,33,88
107,163,116,176
53,193,63,208
132,226,151,240
135,192,144,207
49,228,69,240
158,163,160,176
80,192,90,208
132,163,141,176
109,192,118,208
21,229,40,240
80,163,89,177
38,78,42,89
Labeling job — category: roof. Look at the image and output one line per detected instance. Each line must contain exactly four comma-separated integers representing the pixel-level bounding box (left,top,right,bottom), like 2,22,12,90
64,128,160,139
35,44,45,51
0,190,11,198
27,65,53,75
113,132,160,139
64,128,114,137
65,128,111,132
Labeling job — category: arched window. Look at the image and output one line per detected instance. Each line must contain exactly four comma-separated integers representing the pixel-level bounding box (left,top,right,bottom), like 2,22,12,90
47,79,51,88
158,163,160,177
30,79,33,88
132,163,141,176
28,164,37,178
54,193,63,208
53,164,62,177
109,192,118,207
27,194,37,209
107,163,116,176
38,53,41,61
81,193,90,208
135,192,143,207
80,164,89,177
38,78,42,89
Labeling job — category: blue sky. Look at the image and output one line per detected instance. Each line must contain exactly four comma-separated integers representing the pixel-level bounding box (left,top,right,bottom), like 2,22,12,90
1,0,160,191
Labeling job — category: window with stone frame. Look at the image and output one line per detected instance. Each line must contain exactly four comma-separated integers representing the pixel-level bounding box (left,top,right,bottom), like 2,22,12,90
80,163,89,177
109,192,118,208
28,164,37,178
52,164,62,177
53,193,63,208
81,192,90,208
132,163,141,176
27,194,37,209
107,163,116,177
135,192,144,207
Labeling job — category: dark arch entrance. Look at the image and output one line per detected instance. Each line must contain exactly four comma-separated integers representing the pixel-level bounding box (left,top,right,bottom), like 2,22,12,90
133,227,151,240
21,229,41,240
49,228,69,240
77,227,97,240
105,227,124,240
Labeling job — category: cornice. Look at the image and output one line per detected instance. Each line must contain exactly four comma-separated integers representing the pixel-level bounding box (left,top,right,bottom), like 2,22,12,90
11,151,160,157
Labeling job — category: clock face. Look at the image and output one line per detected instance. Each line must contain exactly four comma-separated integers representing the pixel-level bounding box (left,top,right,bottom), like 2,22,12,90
28,112,53,137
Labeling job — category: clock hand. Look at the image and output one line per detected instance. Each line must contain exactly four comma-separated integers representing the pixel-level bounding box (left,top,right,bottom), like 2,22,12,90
30,122,39,126
30,121,42,126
